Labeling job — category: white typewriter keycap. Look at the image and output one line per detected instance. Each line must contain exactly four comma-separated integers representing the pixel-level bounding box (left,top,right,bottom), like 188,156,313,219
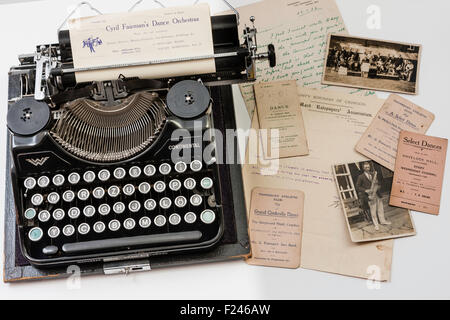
124,218,136,230
129,166,142,178
47,192,60,204
169,213,182,226
109,219,121,232
68,207,81,219
169,179,182,192
68,172,81,185
31,193,44,206
174,196,187,208
144,199,157,211
207,195,216,208
144,164,156,177
24,208,37,220
174,162,187,173
77,189,90,201
123,184,135,196
201,210,216,224
98,169,111,182
190,160,203,172
153,181,166,193
139,216,152,228
24,177,37,190
184,178,196,190
38,210,51,223
154,215,167,227
83,171,96,183
63,224,75,237
190,194,203,207
83,205,96,218
98,204,111,216
52,174,65,187
53,208,65,221
128,200,141,213
138,182,151,194
113,202,126,214
108,186,120,198
78,223,90,235
28,227,43,242
159,163,171,175
48,226,60,239
93,187,105,200
93,221,106,234
37,176,50,188
184,212,197,224
62,190,75,203
200,177,213,190
159,197,172,210
113,167,126,180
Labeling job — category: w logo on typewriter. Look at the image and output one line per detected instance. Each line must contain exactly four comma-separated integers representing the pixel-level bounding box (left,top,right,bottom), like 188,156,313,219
82,36,103,53
25,157,49,167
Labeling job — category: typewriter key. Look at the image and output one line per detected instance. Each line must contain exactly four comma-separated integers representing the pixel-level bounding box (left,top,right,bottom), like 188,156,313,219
24,177,36,190
207,195,216,208
83,205,96,218
113,202,126,214
159,163,172,175
68,207,81,219
63,190,75,203
53,174,65,187
93,221,106,234
154,215,167,227
129,166,142,178
24,208,37,220
174,162,187,173
7,97,50,136
139,216,152,228
28,227,43,242
190,194,203,207
124,218,136,230
166,80,210,119
113,167,126,180
144,164,156,177
48,226,60,239
153,181,166,193
63,225,75,237
43,246,58,255
184,212,197,224
201,177,213,190
98,169,111,182
108,186,120,198
77,189,90,201
53,208,65,221
128,200,141,213
144,199,157,211
68,172,81,185
190,160,203,172
138,182,151,194
159,197,172,209
184,178,196,190
37,176,50,188
47,192,60,204
169,179,182,192
169,213,182,226
175,196,187,208
38,210,51,222
83,171,96,183
108,220,121,232
200,210,216,224
78,223,90,235
31,193,44,206
123,184,135,196
98,204,111,216
93,187,105,200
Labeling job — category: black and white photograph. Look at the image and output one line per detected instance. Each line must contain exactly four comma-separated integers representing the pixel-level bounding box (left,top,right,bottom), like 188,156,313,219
323,34,421,95
333,161,416,243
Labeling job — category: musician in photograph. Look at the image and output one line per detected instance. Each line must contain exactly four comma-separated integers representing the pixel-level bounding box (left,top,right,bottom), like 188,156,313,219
355,162,391,231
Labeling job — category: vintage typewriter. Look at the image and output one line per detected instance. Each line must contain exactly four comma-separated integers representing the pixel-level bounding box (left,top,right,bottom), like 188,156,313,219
6,2,275,269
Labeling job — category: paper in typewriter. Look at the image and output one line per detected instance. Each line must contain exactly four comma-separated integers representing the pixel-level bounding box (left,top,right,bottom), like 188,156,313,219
225,0,374,118
242,88,393,281
68,4,215,83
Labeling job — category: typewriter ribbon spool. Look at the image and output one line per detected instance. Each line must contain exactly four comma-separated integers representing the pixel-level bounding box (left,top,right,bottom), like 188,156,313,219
167,80,211,119
7,97,51,136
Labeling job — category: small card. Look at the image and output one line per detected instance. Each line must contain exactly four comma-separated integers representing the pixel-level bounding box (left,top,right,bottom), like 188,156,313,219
356,94,435,171
254,81,309,159
247,188,304,269
390,131,448,215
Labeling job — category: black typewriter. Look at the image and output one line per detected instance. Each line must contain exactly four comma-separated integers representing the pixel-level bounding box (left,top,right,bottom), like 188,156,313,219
6,3,275,268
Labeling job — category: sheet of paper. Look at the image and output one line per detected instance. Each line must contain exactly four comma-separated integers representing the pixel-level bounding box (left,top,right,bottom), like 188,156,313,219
243,87,392,281
254,80,309,159
390,131,448,215
355,94,435,171
247,187,304,269
68,4,215,82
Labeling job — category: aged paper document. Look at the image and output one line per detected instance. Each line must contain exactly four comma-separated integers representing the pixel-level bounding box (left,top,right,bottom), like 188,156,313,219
243,88,393,280
247,188,304,269
254,81,309,159
69,4,215,82
355,94,435,171
390,131,448,215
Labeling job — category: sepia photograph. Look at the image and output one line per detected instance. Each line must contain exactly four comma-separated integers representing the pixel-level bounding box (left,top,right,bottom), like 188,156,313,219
333,161,416,243
323,34,421,94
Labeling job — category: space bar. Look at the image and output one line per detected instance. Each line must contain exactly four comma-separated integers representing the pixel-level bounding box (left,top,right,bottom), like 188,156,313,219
62,231,203,254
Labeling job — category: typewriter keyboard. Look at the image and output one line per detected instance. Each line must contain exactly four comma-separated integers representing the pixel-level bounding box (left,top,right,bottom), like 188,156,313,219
20,160,222,261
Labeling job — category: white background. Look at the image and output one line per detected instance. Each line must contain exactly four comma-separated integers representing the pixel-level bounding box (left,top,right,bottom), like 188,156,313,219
0,0,449,299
